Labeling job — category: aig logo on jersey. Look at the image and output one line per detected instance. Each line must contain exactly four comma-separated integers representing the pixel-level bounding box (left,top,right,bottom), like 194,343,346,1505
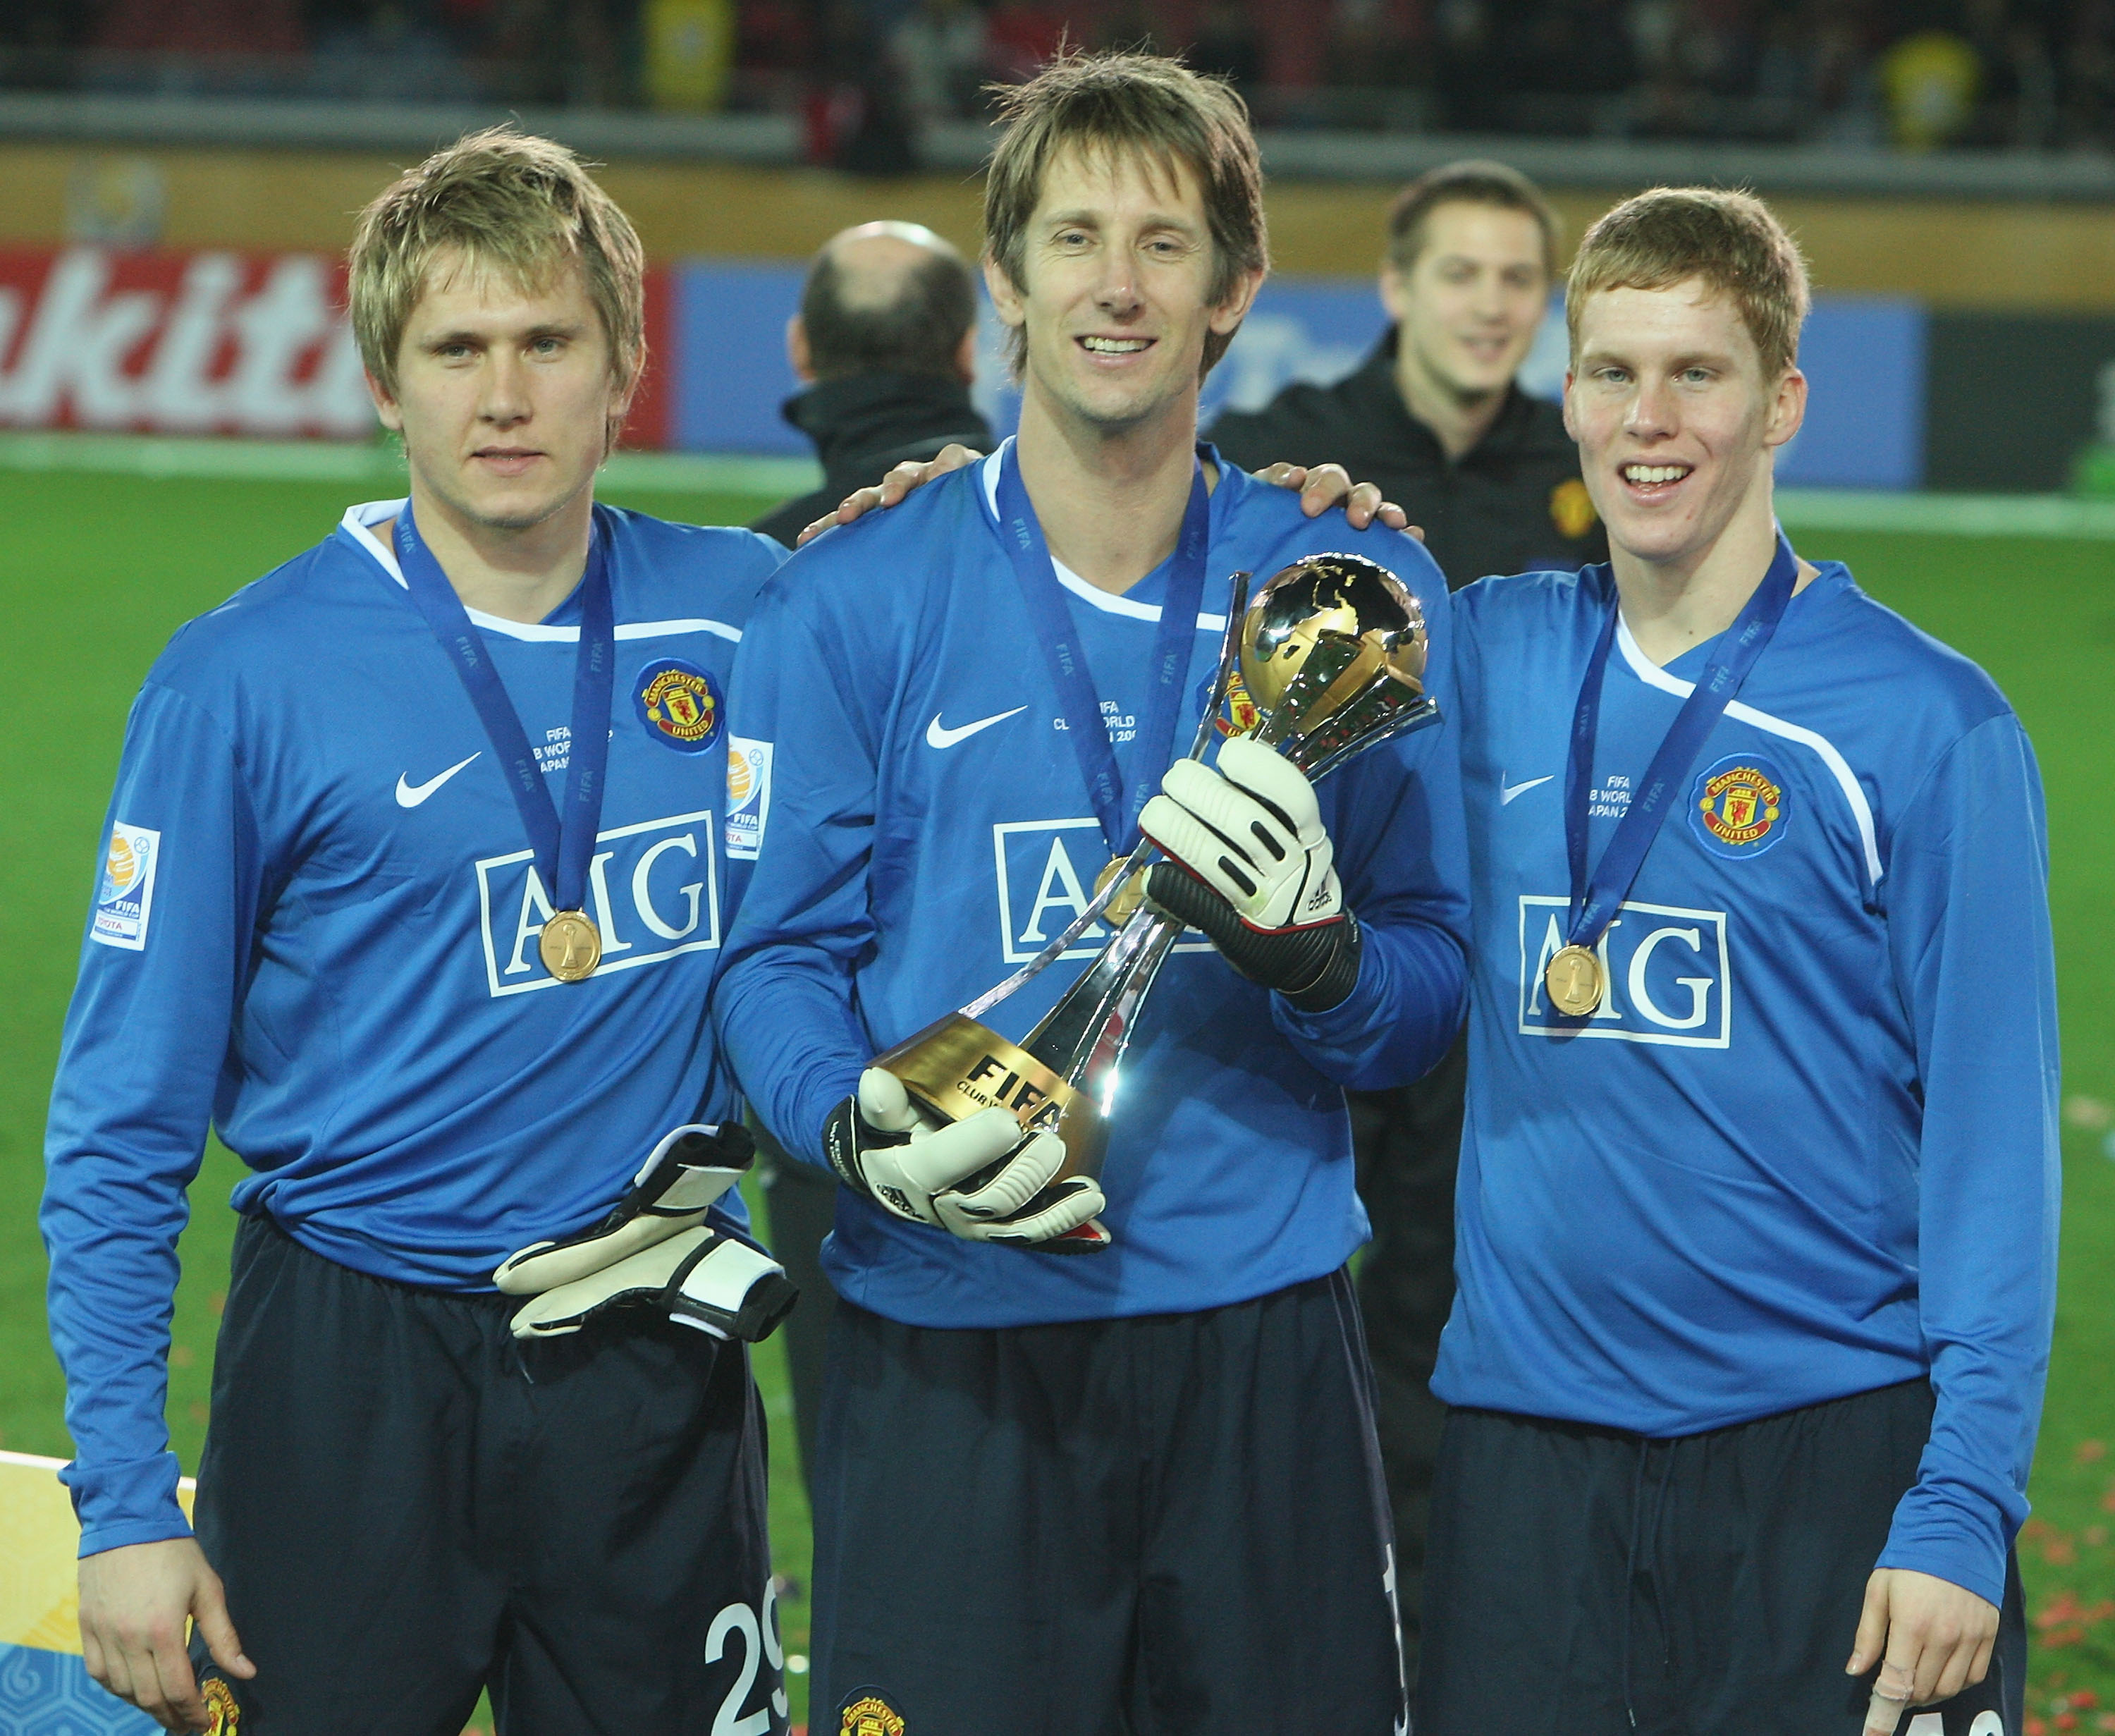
634,656,723,754
90,821,161,951
1519,895,1731,1047
474,811,719,996
1690,752,1789,860
993,819,1211,962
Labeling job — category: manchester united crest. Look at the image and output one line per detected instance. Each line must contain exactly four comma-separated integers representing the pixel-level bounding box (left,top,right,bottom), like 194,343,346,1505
1215,668,1263,738
1689,753,1789,859
840,1692,907,1736
1550,477,1599,542
634,656,723,754
202,1677,240,1735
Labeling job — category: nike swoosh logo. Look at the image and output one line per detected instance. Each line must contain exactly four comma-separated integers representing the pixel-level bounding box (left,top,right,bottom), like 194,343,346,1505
926,707,1026,750
396,752,482,808
1500,774,1555,805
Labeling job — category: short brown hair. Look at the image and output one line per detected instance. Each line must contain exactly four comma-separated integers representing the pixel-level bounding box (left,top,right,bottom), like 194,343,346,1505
349,126,647,451
1566,187,1810,380
983,49,1268,376
1386,160,1559,277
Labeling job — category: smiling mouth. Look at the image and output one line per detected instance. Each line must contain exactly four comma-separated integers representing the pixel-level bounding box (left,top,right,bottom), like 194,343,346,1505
1622,462,1693,488
1079,336,1153,355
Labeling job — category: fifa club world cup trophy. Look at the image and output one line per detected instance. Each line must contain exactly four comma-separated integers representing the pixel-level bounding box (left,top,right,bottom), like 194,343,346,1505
873,554,1441,1240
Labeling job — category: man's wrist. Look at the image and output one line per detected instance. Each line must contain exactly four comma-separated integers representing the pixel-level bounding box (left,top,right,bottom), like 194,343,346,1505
1144,862,1361,1008
78,1512,195,1560
1279,913,1363,1012
1872,1542,2007,1615
820,1096,873,1196
790,1059,869,1170
63,1450,192,1560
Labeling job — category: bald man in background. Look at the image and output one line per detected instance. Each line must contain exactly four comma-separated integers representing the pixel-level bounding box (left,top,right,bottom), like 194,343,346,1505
749,221,992,550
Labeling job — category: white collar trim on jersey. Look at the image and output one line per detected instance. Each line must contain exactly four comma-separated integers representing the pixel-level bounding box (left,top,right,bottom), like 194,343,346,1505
338,499,742,644
979,443,1227,633
1614,609,1883,885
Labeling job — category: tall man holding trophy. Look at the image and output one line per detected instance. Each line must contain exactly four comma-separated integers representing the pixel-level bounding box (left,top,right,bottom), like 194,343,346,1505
714,49,1466,1735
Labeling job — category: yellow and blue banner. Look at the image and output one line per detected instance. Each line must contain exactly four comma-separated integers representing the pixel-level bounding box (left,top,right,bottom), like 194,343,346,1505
0,1450,192,1733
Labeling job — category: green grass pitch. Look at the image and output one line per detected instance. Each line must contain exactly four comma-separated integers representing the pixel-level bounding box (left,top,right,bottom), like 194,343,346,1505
0,470,2111,1730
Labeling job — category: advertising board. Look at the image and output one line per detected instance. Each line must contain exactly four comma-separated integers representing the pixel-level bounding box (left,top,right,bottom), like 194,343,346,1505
0,246,673,449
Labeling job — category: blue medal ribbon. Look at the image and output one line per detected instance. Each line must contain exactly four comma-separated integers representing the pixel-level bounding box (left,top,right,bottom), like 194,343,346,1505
394,501,616,917
995,439,1210,859
1562,530,1800,957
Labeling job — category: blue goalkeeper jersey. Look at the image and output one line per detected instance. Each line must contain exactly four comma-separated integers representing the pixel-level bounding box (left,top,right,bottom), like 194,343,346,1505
713,442,1469,1328
1442,557,2061,1610
43,499,784,1554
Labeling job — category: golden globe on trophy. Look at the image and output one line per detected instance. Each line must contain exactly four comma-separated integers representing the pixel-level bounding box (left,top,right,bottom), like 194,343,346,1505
871,553,1441,1215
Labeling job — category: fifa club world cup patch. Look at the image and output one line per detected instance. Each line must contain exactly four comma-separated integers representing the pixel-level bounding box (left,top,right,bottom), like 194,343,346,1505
91,820,161,950
1688,752,1789,859
201,1676,240,1734
634,657,724,753
840,1691,907,1735
724,735,772,860
1550,477,1600,541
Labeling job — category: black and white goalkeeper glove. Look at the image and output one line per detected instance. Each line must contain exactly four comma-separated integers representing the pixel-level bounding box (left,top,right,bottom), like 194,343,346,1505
1139,735,1363,1013
495,1123,797,1343
823,1068,1109,1251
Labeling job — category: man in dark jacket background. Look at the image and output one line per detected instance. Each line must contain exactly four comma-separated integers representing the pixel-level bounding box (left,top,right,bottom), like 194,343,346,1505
749,218,991,1492
1211,161,1603,585
1209,160,1605,1684
751,219,992,551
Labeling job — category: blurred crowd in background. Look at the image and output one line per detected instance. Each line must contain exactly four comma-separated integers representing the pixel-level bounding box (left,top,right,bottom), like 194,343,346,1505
1,0,2109,157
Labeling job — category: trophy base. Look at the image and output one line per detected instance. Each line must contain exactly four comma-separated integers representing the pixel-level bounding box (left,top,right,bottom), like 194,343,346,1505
873,1012,1107,1182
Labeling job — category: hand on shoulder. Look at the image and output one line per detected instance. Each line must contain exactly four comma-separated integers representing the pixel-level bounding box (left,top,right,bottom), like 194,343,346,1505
794,447,1425,546
1247,461,1422,540
795,443,988,546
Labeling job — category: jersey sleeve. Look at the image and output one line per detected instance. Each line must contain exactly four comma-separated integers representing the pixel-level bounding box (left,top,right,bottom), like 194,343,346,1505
41,678,265,1556
711,573,878,1166
1270,556,1470,1087
1873,711,2060,1608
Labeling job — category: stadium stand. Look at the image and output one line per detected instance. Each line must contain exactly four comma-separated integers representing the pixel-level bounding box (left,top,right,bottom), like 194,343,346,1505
0,0,2109,156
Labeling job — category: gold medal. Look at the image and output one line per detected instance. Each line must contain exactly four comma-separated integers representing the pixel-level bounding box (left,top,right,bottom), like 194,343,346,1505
539,908,603,983
1094,857,1147,927
1544,943,1605,1017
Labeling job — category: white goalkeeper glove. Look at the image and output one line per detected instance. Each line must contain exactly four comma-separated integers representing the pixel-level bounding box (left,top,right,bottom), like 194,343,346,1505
494,1123,797,1343
822,1068,1110,1251
1139,735,1363,1012
503,1224,796,1343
